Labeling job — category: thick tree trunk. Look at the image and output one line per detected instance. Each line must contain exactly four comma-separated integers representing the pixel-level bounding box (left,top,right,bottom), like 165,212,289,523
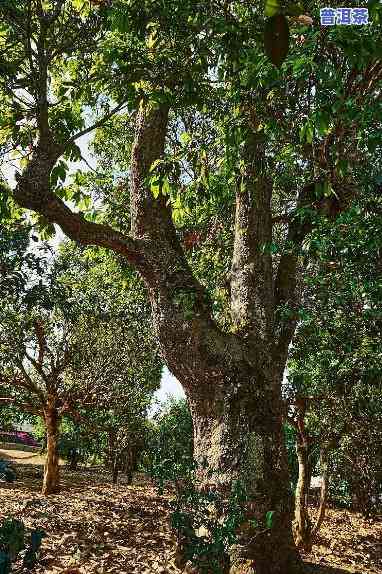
293,436,312,551
13,99,306,572
42,404,60,495
188,380,303,574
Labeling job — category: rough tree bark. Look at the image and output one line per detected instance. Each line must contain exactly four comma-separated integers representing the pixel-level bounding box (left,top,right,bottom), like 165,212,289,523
42,397,60,495
190,385,301,573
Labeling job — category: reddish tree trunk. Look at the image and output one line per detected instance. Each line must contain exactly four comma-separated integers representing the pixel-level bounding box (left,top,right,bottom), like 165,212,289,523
312,445,330,536
293,435,312,551
42,402,60,495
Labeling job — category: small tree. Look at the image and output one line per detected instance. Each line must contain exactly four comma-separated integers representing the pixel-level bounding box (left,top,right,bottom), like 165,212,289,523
287,197,382,547
0,239,161,494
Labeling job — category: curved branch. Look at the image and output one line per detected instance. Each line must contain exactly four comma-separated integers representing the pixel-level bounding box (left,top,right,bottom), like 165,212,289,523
12,362,46,404
13,149,148,269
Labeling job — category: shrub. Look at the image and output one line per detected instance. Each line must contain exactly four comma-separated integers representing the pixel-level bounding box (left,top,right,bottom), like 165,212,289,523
171,477,248,573
0,461,16,483
0,518,45,573
144,398,194,492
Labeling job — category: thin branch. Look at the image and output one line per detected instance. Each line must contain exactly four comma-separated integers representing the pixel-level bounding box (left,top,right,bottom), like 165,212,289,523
63,102,129,148
13,361,46,404
34,319,47,366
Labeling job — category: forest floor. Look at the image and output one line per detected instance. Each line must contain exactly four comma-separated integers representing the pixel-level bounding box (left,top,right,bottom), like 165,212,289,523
0,450,381,574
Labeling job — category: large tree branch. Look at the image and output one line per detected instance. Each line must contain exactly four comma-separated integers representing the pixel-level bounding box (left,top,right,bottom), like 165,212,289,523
130,103,179,244
12,100,252,391
24,350,51,384
128,103,257,388
3,363,46,405
13,147,147,268
273,183,320,368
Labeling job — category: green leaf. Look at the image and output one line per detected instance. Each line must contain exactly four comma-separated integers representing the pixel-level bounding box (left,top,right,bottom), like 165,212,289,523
264,15,290,68
300,121,314,144
306,122,313,144
149,159,162,173
78,195,92,211
180,132,191,145
265,510,276,529
318,113,330,136
51,161,68,187
162,177,170,196
151,182,160,199
336,159,348,178
265,0,280,17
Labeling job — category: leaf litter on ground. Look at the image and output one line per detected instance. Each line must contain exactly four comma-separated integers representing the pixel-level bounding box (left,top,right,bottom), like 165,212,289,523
0,456,381,574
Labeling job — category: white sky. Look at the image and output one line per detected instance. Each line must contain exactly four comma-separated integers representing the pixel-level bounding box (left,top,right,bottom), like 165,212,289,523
156,367,185,403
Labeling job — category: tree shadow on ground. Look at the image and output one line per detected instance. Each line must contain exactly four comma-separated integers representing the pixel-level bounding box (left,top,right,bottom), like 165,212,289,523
304,563,362,574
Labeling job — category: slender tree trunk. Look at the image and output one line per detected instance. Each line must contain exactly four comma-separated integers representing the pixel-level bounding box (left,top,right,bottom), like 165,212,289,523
112,456,119,484
108,432,119,484
305,449,314,508
122,444,135,485
42,403,60,495
312,445,330,537
293,436,312,551
68,448,78,471
188,379,303,574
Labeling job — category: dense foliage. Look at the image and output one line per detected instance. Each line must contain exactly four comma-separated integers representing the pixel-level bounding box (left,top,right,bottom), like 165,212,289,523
145,398,194,489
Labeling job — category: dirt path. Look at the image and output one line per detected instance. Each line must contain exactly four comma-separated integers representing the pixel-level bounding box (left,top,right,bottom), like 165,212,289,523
0,455,381,574
0,448,65,466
